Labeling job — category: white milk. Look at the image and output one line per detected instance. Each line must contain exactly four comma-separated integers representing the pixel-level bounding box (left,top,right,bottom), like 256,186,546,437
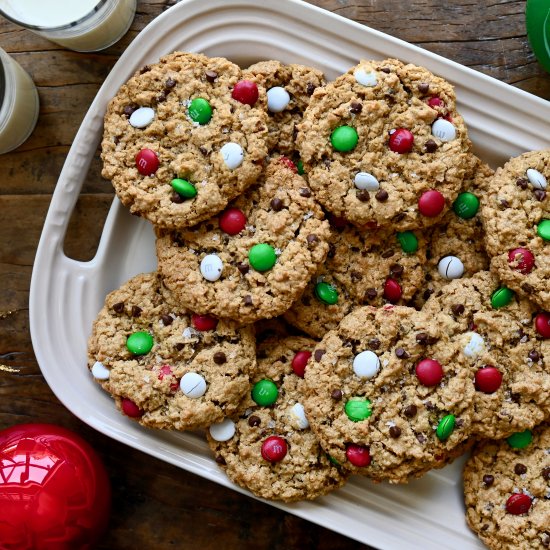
0,0,100,27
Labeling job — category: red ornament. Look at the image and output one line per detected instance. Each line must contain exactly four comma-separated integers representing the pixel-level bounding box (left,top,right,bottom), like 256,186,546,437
278,156,297,172
505,493,532,515
418,190,445,217
508,248,535,274
135,148,159,176
475,366,503,393
345,444,371,467
261,436,287,463
415,358,444,386
389,128,414,154
0,424,111,548
383,278,402,303
191,314,218,331
534,312,550,338
219,207,247,235
158,365,179,392
232,80,259,105
428,97,444,108
121,397,143,418
291,351,312,378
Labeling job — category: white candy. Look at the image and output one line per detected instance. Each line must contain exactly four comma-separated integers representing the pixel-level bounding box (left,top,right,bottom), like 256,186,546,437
437,256,464,279
129,107,155,129
91,361,110,380
431,119,456,142
353,350,380,379
354,172,379,191
200,254,223,281
526,168,547,190
209,418,236,441
267,86,290,113
180,372,207,398
289,403,309,430
463,332,485,358
220,142,244,169
354,67,377,87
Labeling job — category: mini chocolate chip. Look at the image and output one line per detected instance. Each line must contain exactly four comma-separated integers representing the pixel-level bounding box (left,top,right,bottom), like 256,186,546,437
299,187,312,197
404,404,417,418
542,467,550,481
368,338,381,350
425,139,438,153
521,283,535,293
205,70,218,82
244,295,253,306
323,158,331,168
511,392,521,403
165,77,176,89
514,463,527,475
381,249,394,259
156,90,168,103
139,65,151,74
198,146,208,156
113,302,125,314
416,433,427,444
307,234,319,246
174,343,185,351
481,524,489,532
171,192,183,204
331,389,343,400
516,178,528,189
306,82,316,95
416,332,428,344
482,474,494,487
131,306,142,317
123,104,138,117
375,189,389,202
423,289,434,300
314,349,325,361
356,189,371,202
271,197,283,211
455,418,464,428
237,263,249,275
427,335,438,345
380,67,391,73
451,304,465,315
389,426,402,438
278,355,288,364
350,270,363,281
350,101,363,114
215,455,226,465
534,189,546,201
390,264,404,277
529,350,540,361
418,82,430,94
213,352,226,365
248,415,261,427
395,347,409,359
500,199,510,209
113,136,120,145
366,288,377,300
161,314,173,326
393,212,406,222
543,532,550,547
425,400,435,411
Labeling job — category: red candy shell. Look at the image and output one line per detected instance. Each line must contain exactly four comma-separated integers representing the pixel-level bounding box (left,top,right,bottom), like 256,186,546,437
278,156,297,172
534,312,550,338
291,351,312,378
191,314,218,331
158,365,179,392
383,278,402,303
232,80,259,105
261,436,287,463
415,358,443,386
508,248,535,274
135,148,159,176
121,398,144,418
428,97,444,108
346,444,371,467
219,207,247,235
389,128,414,154
474,366,503,393
505,493,532,515
418,190,445,217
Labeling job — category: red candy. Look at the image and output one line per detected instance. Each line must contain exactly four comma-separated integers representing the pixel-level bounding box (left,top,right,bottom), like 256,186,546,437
415,358,443,386
383,278,402,303
135,148,159,176
505,493,532,515
508,248,535,274
475,366,503,394
191,314,218,331
428,97,444,108
219,207,247,235
291,351,312,378
158,365,179,392
389,128,414,154
232,80,259,105
279,156,297,172
261,436,287,463
418,189,445,217
121,398,143,418
534,312,550,338
346,444,371,467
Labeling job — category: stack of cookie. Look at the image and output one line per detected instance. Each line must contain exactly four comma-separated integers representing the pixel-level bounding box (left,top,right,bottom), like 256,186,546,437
90,51,549,538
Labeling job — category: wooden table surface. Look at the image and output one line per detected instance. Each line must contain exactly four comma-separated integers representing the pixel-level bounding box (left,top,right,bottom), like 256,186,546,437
1,1,548,548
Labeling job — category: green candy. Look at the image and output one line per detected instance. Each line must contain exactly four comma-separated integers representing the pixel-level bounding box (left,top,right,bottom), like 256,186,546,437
297,160,305,175
491,286,514,309
248,243,277,271
344,398,372,422
251,379,278,406
315,282,338,305
330,125,358,152
188,97,212,125
126,331,154,355
436,414,456,441
537,219,550,241
526,0,550,73
171,178,197,199
452,192,479,219
507,430,533,449
396,231,418,254
327,454,340,466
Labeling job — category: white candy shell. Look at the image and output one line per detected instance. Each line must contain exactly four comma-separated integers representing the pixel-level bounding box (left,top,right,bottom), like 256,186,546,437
200,254,223,281
220,142,244,169
354,67,377,87
289,403,309,430
209,418,236,441
431,119,456,142
353,350,380,379
91,361,110,380
180,372,207,398
354,172,379,191
462,332,485,358
129,107,155,129
437,256,464,279
526,168,547,190
267,86,290,112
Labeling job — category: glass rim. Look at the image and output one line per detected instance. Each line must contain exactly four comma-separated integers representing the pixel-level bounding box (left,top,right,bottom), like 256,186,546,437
0,49,7,112
0,0,108,32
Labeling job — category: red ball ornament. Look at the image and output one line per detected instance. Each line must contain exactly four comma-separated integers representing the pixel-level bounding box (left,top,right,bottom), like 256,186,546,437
508,248,535,274
416,358,444,386
383,278,402,303
345,444,371,467
219,207,247,235
121,397,143,418
475,366,503,394
418,189,445,217
389,128,414,154
291,351,312,378
0,423,111,548
135,148,159,176
231,80,259,105
191,314,218,332
158,365,179,392
505,493,532,515
534,312,550,338
261,436,287,463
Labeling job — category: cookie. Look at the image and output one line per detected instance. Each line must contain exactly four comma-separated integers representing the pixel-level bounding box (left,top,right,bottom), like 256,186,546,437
481,150,550,310
156,158,331,324
298,58,472,230
422,271,550,440
302,305,475,483
101,51,268,229
244,60,325,155
206,336,348,502
463,423,550,549
284,220,427,338
87,272,256,430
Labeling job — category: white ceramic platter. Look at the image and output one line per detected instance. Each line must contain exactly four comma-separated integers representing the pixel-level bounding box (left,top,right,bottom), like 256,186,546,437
30,1,550,548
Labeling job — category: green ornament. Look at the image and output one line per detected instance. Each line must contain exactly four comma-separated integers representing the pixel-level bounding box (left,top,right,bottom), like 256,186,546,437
330,125,358,152
452,192,479,219
297,159,305,175
526,0,550,74
251,379,278,406
491,287,514,309
507,430,533,449
396,231,418,254
327,454,340,466
314,282,338,305
344,398,372,422
188,97,212,124
537,219,550,241
436,414,456,441
171,178,197,199
126,331,154,355
248,243,277,271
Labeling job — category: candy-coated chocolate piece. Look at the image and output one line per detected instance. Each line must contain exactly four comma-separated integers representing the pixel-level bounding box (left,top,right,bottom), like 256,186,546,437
344,398,373,422
126,331,153,355
180,372,207,398
251,379,278,406
491,287,514,309
438,256,464,279
354,67,377,86
534,312,550,338
129,106,155,128
121,398,143,418
188,97,212,124
475,366,503,393
345,444,371,467
331,125,359,152
388,128,414,153
508,248,535,274
507,430,533,449
291,351,312,378
452,192,479,219
432,119,456,142
232,80,259,105
261,436,287,462
191,314,218,331
171,178,197,199
220,142,244,169
267,86,290,112
289,403,309,429
526,168,547,190
91,361,110,380
396,231,418,253
248,243,277,271
209,419,236,442
352,350,380,379
418,189,445,217
135,148,159,176
314,281,338,305
383,278,402,303
436,414,456,441
537,219,550,241
505,493,532,515
354,172,379,191
415,358,443,386
219,207,247,235
200,254,223,281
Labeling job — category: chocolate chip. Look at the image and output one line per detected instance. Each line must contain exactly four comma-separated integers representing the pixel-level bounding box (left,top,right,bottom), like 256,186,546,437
198,146,208,156
213,352,226,365
514,463,527,475
375,189,389,202
427,335,438,345
481,524,489,532
174,343,185,351
139,65,151,74
271,197,283,211
529,350,540,362
416,332,428,344
403,404,417,418
534,189,546,201
356,189,370,202
165,77,176,89
381,249,394,259
248,415,261,427
521,283,535,293
113,136,120,145
314,349,325,361
482,474,494,487
171,192,183,203
418,82,430,94
542,467,550,481
205,70,218,82
542,532,550,547
389,426,402,438
423,289,434,300
368,338,381,350
237,263,249,275
161,314,173,326
425,139,438,153
113,302,125,314
307,234,319,246
278,355,288,364
451,304,465,316
299,187,312,197
380,67,391,73
306,82,316,95
395,347,409,359
390,264,404,277
350,101,363,114
123,104,138,117
416,433,427,444
425,400,435,411
156,90,168,103
516,178,528,190
323,158,331,169
331,389,343,400
455,418,464,428
215,455,226,465
500,199,510,209
244,295,253,306
131,306,142,317
511,392,521,403
393,212,406,222
365,288,377,300
350,270,363,281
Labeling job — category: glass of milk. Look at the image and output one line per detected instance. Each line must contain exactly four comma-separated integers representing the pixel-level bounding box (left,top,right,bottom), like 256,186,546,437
0,48,39,154
0,0,137,52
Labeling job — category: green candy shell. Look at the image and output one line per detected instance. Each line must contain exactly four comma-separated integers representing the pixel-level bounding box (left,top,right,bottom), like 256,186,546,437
396,231,418,254
537,219,550,241
171,178,197,199
330,125,358,152
436,414,456,441
507,430,533,449
126,331,154,355
452,192,479,219
315,282,338,305
526,0,550,74
297,160,305,175
491,287,514,309
248,243,277,272
344,398,372,422
251,379,278,406
188,97,212,125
